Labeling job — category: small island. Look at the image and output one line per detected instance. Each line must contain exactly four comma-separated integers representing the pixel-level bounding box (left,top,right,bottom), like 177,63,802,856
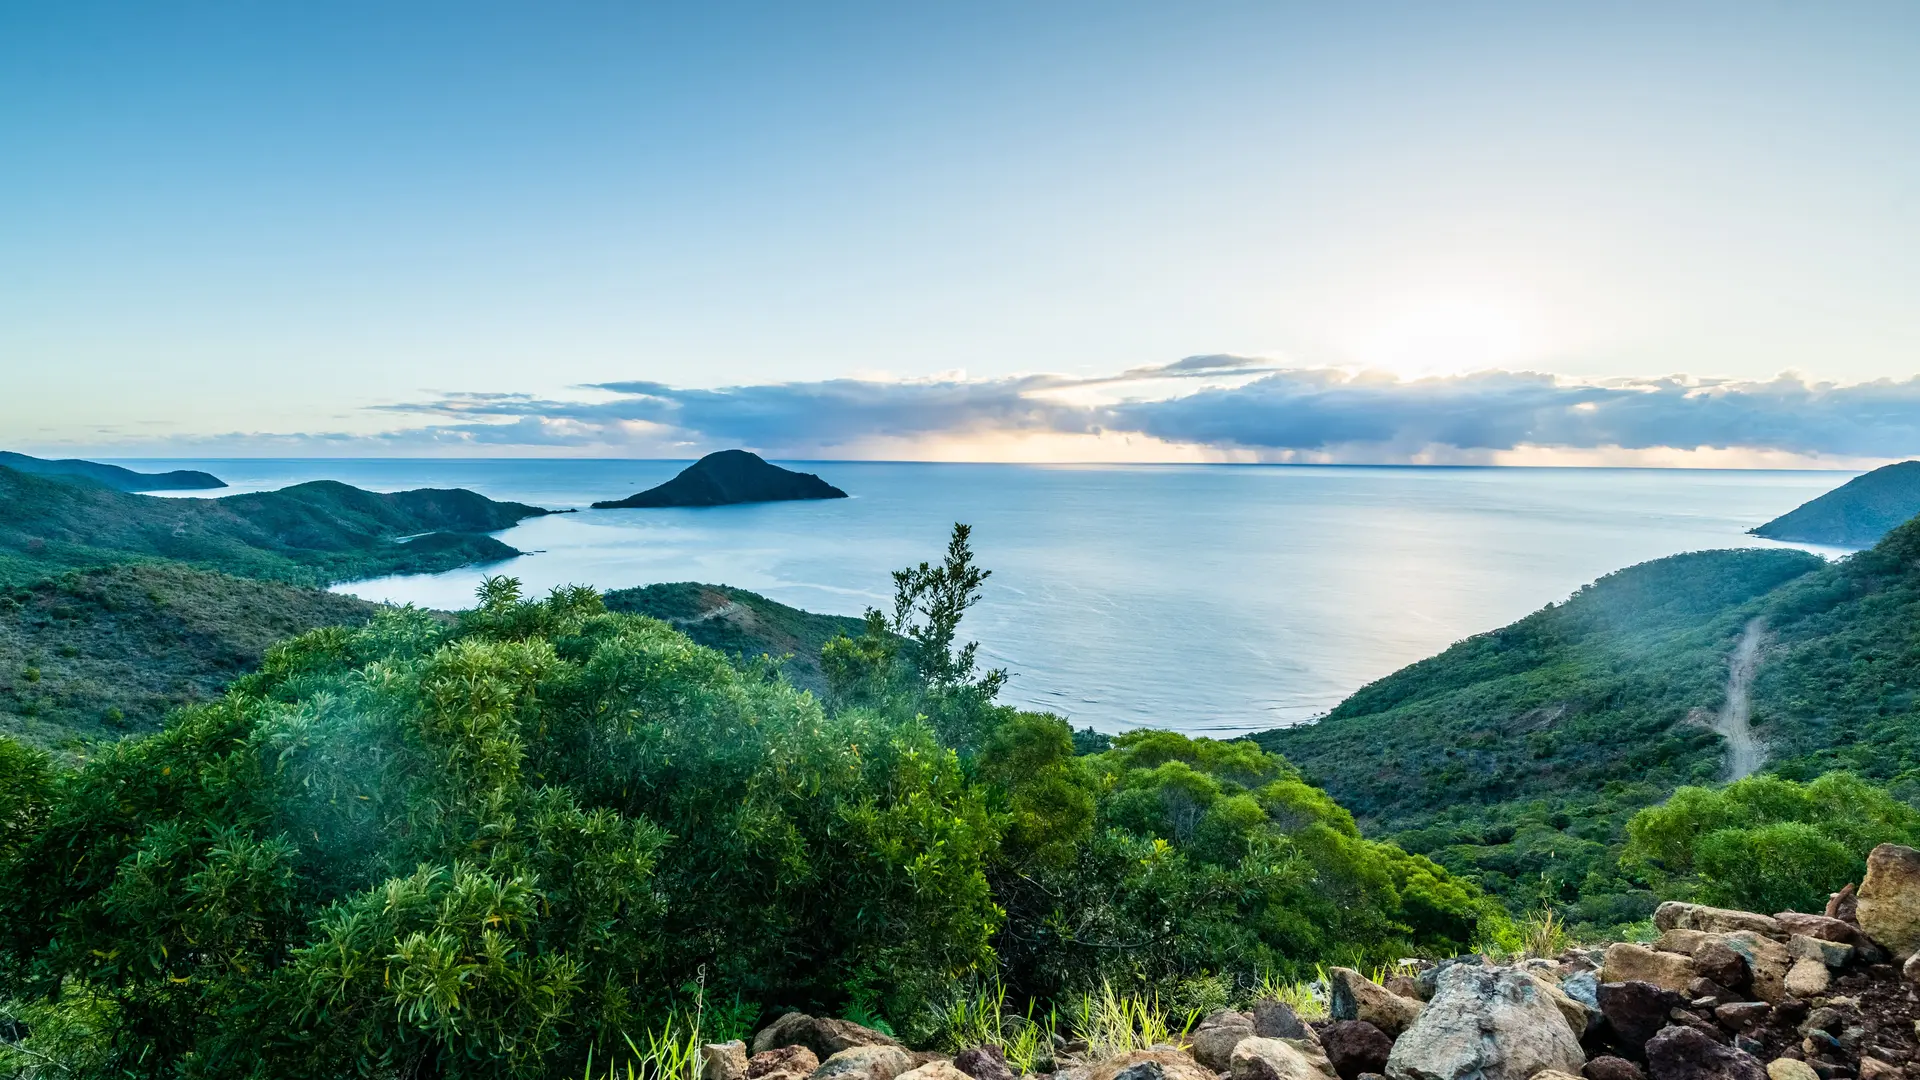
1751,459,1920,548
591,449,848,509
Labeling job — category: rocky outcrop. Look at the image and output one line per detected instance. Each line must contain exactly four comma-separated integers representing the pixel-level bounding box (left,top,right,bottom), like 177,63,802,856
1191,1012,1257,1071
1857,844,1920,959
1091,1050,1218,1080
748,1046,821,1080
1602,944,1697,993
752,1015,902,1059
1384,965,1584,1080
592,450,849,509
952,1046,1015,1080
1328,968,1424,1038
1655,904,1782,937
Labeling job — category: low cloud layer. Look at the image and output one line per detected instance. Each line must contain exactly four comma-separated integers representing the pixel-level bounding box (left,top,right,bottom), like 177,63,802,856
359,359,1920,464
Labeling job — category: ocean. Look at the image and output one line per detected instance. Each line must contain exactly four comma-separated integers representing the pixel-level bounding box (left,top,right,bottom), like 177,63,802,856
118,459,1852,735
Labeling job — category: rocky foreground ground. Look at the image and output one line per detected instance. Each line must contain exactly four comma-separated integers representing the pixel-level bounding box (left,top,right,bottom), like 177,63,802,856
699,843,1920,1080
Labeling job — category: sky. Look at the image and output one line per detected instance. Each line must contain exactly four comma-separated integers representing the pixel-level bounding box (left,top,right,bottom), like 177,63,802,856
4,2,1919,464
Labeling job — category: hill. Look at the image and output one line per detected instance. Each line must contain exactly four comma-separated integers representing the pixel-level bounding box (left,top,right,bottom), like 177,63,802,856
0,563,377,752
0,451,225,491
1751,461,1920,547
602,581,868,695
0,466,551,587
592,449,848,508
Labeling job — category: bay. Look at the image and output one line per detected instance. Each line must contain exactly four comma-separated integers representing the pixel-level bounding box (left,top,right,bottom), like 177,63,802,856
117,459,1851,735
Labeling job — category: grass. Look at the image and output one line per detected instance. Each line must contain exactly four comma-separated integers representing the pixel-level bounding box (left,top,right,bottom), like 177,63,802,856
1068,981,1199,1058
928,982,1059,1075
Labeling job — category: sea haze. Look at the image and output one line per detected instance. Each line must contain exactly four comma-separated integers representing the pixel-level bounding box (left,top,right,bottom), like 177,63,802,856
118,460,1852,735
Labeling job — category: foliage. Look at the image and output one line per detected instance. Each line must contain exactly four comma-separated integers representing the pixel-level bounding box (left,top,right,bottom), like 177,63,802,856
602,582,868,696
1623,771,1920,913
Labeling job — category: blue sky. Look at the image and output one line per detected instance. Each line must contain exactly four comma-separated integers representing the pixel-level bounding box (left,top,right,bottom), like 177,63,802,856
4,2,1919,463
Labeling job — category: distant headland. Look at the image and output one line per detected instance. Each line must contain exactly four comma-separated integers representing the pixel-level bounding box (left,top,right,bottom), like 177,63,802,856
1751,459,1920,548
591,450,848,509
0,451,225,492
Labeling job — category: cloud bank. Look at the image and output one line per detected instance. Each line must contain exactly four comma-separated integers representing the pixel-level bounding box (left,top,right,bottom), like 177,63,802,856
57,358,1920,466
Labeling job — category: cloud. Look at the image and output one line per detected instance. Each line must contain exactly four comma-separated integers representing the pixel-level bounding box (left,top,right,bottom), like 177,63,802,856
49,358,1920,464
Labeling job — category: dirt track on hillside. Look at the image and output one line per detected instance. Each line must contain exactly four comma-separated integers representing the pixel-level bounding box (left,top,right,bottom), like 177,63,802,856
1714,617,1767,780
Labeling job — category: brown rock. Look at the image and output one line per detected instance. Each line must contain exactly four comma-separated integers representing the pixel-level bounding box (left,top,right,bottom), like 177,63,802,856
1660,930,1716,957
1764,1061,1818,1080
1386,976,1425,1001
1253,999,1314,1041
752,1016,902,1062
705,1043,751,1080
1604,945,1699,994
1713,1003,1771,1031
954,1047,1015,1080
1655,904,1783,937
814,1046,914,1080
1783,958,1830,999
1317,1022,1391,1080
1231,1040,1336,1080
750,1046,822,1080
1857,1060,1900,1080
1534,1072,1585,1080
1191,1023,1257,1072
1328,968,1423,1038
1695,942,1753,991
1856,844,1920,959
1644,1026,1768,1080
1718,934,1792,1004
1585,1057,1648,1080
755,1016,821,1057
1528,973,1591,1038
1825,884,1857,924
898,1065,973,1080
1774,914,1861,944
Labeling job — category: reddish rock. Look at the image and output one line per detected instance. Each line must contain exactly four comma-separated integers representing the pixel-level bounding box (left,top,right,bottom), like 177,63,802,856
1645,1025,1769,1080
1317,1021,1391,1080
1587,1057,1650,1080
954,1047,1015,1080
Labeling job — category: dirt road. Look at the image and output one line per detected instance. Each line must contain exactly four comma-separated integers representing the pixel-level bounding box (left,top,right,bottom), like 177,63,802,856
1714,617,1767,780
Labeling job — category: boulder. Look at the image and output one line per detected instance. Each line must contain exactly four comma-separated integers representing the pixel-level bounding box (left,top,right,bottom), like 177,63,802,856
704,1042,750,1080
1712,1003,1770,1032
1329,967,1424,1038
814,1046,914,1080
1693,942,1752,992
1597,981,1687,1057
1253,999,1314,1041
1764,1060,1817,1080
753,1015,903,1060
1094,1050,1217,1080
1858,1058,1900,1080
953,1047,1016,1080
1386,975,1425,1001
1654,905,1781,937
1561,971,1601,1012
749,1046,822,1080
1384,965,1584,1080
1602,945,1698,994
1657,930,1714,957
1782,957,1830,998
1527,973,1591,1038
1785,935,1851,969
1585,1057,1648,1080
1534,1072,1585,1080
1903,952,1920,984
1825,884,1857,924
1772,913,1858,944
1232,1039,1337,1080
1191,1021,1257,1072
1715,934,1791,1004
1855,843,1920,958
898,1065,972,1080
1642,1026,1767,1080
1318,1022,1392,1080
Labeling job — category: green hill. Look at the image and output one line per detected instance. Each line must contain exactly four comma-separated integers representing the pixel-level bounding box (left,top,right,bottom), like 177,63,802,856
0,451,225,492
0,465,551,587
602,581,868,695
0,563,377,753
592,449,848,508
1751,460,1920,547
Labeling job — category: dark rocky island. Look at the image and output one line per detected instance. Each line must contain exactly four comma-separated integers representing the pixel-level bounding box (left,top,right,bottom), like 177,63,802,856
1750,460,1920,547
0,451,226,492
591,449,848,508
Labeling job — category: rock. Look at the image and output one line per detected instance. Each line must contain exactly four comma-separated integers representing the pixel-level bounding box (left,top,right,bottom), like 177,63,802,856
755,1016,820,1057
1330,967,1425,1038
749,1046,823,1080
1856,844,1920,958
1253,1000,1314,1041
1713,1003,1771,1031
898,1065,973,1080
1094,1050,1218,1080
1562,972,1601,1012
1586,1057,1648,1080
1232,1039,1336,1080
1798,1008,1844,1038
1318,1022,1392,1080
1659,931,1716,957
1528,973,1592,1038
954,1047,1016,1080
1597,981,1688,1056
1717,934,1792,1004
814,1046,914,1080
1765,1061,1819,1080
1825,884,1857,924
753,1016,902,1061
1204,1010,1255,1030
1687,980,1734,1005
1655,904,1783,937
1643,1026,1767,1080
1783,958,1830,998
1384,965,1584,1080
1386,976,1426,1001
1904,952,1920,984
1534,1072,1585,1080
705,1042,751,1080
1857,1059,1900,1080
1694,942,1753,991
1192,1023,1257,1072
1603,945,1699,994
1786,936,1853,969
1775,914,1861,944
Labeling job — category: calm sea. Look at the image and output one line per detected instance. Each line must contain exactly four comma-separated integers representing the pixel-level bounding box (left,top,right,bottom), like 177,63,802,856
117,459,1852,735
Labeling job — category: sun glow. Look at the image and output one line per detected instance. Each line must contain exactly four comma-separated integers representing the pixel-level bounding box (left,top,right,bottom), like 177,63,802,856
1332,283,1557,379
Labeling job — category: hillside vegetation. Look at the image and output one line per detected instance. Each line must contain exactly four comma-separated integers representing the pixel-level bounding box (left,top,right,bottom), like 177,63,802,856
0,465,549,587
0,451,225,492
1751,460,1920,547
0,563,376,753
0,528,1488,1079
603,581,868,695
